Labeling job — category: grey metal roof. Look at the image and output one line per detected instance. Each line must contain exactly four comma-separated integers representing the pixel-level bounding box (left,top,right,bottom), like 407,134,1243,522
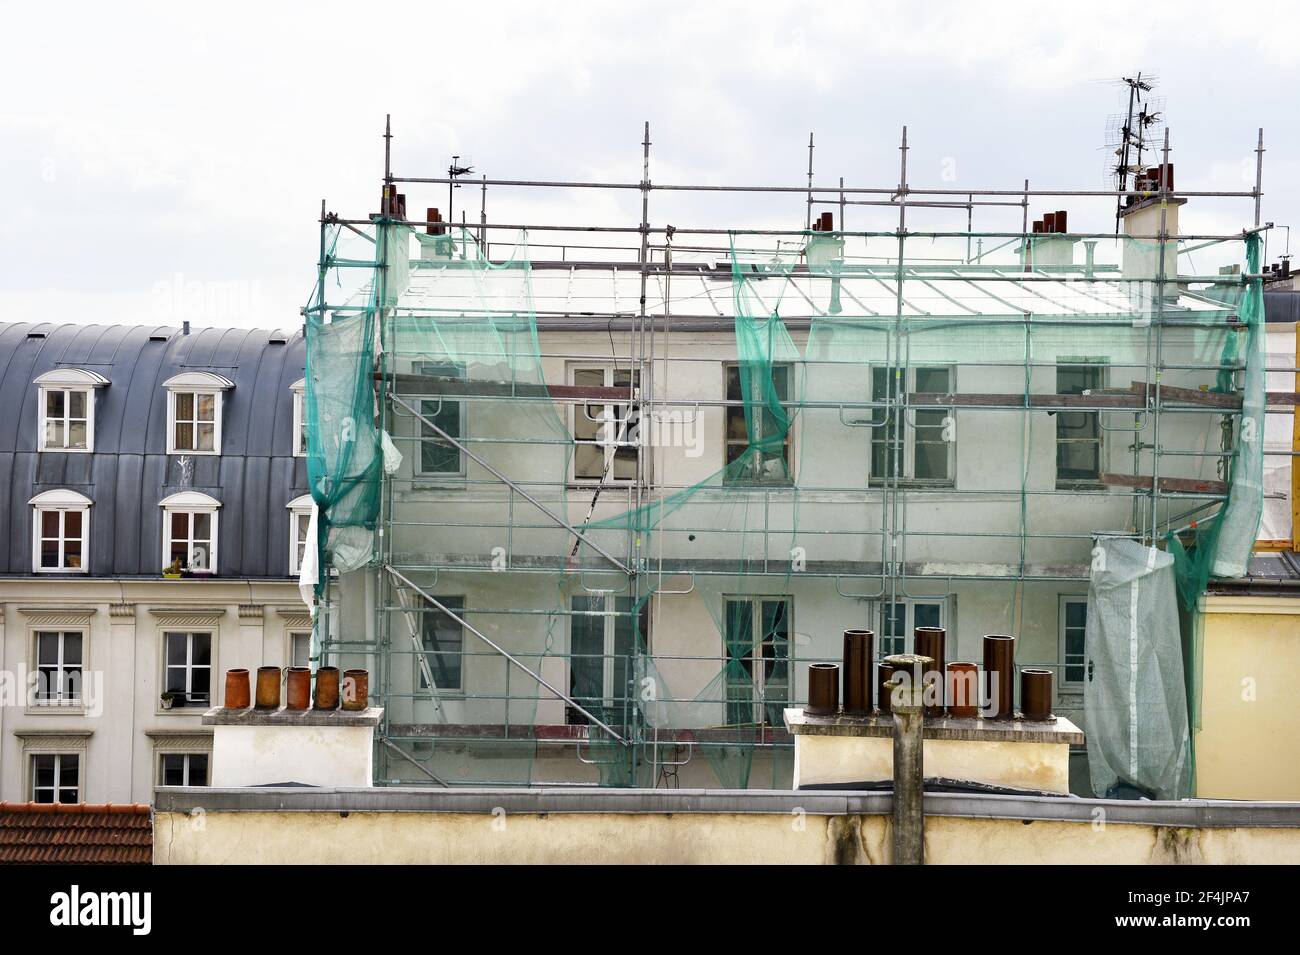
0,322,308,578
1265,289,1300,324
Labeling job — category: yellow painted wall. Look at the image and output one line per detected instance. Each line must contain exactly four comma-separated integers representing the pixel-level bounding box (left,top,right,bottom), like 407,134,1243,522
1196,596,1300,800
153,810,1300,865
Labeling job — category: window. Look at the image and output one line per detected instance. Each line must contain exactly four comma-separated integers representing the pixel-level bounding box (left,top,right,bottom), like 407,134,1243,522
871,366,954,483
723,597,791,726
724,363,793,486
163,631,212,708
291,378,307,457
160,491,220,573
33,369,107,452
419,596,464,692
289,631,312,669
416,361,466,476
879,599,945,658
571,365,640,483
29,489,92,573
158,753,209,787
34,631,83,705
287,495,314,576
567,595,647,726
1056,363,1104,486
1059,597,1088,691
163,372,232,455
31,754,79,804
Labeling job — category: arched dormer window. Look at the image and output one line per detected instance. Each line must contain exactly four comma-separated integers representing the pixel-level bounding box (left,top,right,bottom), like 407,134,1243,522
33,369,109,453
160,491,221,574
163,372,233,455
29,489,93,573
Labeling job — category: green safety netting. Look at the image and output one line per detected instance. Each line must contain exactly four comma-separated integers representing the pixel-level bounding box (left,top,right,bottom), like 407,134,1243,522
303,217,1264,792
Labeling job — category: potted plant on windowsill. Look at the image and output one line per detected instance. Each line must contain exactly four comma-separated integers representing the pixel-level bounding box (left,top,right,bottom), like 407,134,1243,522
163,558,183,579
160,691,176,710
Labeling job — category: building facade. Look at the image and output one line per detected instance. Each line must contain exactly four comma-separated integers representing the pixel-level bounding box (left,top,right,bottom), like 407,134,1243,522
0,322,311,804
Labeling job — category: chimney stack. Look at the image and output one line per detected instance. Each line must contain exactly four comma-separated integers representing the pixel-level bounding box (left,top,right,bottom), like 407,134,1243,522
426,207,445,236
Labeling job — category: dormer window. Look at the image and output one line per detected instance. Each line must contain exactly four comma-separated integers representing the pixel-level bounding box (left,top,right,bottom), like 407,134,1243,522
291,378,307,457
29,490,92,573
163,372,233,455
160,491,221,573
287,494,315,575
34,369,108,453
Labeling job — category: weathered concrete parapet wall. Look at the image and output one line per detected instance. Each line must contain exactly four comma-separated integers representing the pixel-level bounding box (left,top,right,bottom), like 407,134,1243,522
785,708,1084,794
152,788,1300,865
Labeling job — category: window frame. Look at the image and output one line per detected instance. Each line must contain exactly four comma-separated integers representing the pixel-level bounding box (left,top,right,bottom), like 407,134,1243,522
161,630,214,710
157,752,210,787
870,364,956,486
291,378,307,458
30,752,80,804
33,369,107,453
288,630,312,670
160,491,220,573
566,594,648,726
287,495,314,577
163,372,232,456
29,489,92,574
1058,596,1088,693
414,360,468,479
722,595,793,726
31,629,86,709
568,363,642,486
722,362,795,487
877,598,948,659
417,595,465,694
1055,359,1107,489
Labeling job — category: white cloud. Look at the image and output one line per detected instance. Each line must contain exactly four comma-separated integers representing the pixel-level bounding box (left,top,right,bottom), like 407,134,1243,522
0,0,1294,328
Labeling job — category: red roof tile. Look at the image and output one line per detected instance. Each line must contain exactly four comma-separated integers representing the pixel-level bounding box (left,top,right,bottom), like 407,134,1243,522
0,803,152,865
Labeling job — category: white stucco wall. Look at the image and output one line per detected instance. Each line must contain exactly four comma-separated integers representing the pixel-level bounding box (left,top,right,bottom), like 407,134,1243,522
0,578,307,804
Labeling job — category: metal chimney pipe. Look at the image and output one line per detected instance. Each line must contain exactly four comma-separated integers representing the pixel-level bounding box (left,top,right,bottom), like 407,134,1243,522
842,629,874,715
1020,668,1055,721
913,626,946,717
982,635,1016,720
946,662,978,718
805,663,839,716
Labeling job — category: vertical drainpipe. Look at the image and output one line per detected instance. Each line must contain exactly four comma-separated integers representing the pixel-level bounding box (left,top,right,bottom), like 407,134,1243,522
884,652,929,865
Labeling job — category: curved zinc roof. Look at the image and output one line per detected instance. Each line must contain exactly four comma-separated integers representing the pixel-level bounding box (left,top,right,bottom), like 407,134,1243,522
0,322,308,578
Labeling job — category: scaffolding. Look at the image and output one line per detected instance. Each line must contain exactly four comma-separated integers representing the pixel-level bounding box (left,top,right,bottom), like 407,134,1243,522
302,120,1270,793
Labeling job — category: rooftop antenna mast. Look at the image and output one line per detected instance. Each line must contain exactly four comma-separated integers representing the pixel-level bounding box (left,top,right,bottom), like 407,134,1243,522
447,154,474,225
1105,73,1163,234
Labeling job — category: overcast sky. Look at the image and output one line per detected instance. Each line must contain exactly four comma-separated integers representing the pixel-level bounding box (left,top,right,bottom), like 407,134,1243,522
1,0,1295,330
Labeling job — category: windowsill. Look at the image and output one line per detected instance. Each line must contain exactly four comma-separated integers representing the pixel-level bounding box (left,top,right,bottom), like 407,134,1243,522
167,449,221,456
33,568,89,575
157,707,210,717
1055,480,1106,491
26,701,86,716
413,474,467,485
871,479,956,489
569,480,639,489
38,447,92,454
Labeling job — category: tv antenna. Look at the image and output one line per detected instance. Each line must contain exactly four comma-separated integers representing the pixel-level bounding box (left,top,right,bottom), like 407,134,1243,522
448,155,475,224
1103,73,1164,234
